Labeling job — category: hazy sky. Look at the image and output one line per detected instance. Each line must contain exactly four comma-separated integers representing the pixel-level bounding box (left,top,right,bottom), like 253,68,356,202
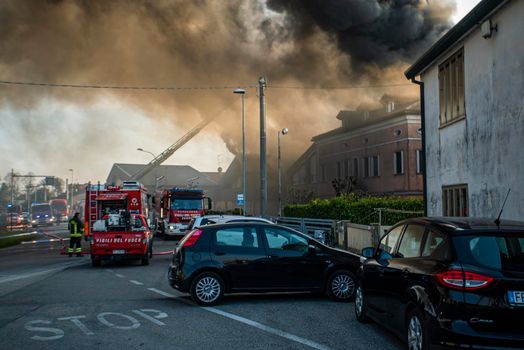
0,0,482,184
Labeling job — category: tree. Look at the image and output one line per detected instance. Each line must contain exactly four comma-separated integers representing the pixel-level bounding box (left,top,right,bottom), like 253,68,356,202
331,176,363,197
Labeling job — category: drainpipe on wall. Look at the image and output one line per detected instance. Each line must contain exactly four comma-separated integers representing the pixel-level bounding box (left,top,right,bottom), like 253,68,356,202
411,78,428,216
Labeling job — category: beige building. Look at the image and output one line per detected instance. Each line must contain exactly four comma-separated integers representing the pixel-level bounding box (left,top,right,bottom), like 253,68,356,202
288,97,423,200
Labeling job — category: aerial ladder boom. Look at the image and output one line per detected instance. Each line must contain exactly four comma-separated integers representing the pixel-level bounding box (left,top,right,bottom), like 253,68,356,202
132,119,210,180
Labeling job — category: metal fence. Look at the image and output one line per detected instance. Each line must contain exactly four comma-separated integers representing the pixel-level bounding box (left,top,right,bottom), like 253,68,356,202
270,216,392,253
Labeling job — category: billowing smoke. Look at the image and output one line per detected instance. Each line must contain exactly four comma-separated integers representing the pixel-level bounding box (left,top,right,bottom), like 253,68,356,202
0,0,454,181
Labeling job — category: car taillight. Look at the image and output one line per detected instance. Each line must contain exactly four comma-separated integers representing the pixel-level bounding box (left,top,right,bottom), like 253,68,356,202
183,229,203,248
436,270,494,290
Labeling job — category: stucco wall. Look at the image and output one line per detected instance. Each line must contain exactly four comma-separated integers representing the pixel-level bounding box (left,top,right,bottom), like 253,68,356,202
423,0,524,219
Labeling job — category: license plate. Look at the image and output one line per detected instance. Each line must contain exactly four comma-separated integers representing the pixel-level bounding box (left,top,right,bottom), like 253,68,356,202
112,250,125,254
508,291,524,305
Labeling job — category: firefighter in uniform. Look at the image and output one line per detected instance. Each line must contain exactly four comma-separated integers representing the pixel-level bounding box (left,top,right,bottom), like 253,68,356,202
68,212,84,257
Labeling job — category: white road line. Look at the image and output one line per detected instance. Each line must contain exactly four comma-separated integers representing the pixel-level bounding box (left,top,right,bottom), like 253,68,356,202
115,274,125,278
129,280,143,286
205,307,334,350
145,288,333,350
0,262,85,284
147,288,177,298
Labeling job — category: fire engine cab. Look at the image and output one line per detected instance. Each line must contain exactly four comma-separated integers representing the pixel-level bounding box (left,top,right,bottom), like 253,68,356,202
153,187,211,239
84,181,153,267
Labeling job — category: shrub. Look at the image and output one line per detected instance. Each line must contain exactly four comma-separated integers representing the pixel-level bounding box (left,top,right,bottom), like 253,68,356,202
284,195,423,225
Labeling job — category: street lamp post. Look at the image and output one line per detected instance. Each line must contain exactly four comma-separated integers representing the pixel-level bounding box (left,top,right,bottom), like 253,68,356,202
278,128,288,217
137,148,157,159
68,169,73,215
234,88,247,215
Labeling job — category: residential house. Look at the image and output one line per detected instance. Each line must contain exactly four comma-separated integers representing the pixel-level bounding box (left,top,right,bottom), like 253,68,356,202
405,0,524,219
287,96,423,199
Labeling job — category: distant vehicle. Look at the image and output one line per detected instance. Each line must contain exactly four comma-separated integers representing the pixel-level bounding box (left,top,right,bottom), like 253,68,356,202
85,181,153,267
6,204,23,226
187,215,274,230
21,212,30,226
356,217,524,350
49,199,68,222
168,222,360,306
30,203,55,227
153,188,211,239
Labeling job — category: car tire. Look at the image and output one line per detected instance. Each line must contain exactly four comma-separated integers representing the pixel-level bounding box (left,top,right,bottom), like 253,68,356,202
91,255,101,267
190,272,224,306
406,308,430,350
355,284,370,323
326,269,356,302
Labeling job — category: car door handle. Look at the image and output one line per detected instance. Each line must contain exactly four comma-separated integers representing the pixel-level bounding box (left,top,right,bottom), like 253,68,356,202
214,251,226,256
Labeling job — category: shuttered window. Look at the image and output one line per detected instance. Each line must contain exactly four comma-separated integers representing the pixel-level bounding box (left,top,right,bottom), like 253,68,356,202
439,49,465,126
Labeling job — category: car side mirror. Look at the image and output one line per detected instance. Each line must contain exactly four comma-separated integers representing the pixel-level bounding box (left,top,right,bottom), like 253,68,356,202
308,244,317,254
361,247,375,258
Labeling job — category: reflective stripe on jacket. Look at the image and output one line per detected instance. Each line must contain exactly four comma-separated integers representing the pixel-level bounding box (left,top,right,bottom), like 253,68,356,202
69,219,84,237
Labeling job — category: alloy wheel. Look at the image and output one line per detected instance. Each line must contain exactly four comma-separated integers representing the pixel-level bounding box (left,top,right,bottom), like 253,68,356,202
331,273,355,299
195,276,221,303
407,315,423,350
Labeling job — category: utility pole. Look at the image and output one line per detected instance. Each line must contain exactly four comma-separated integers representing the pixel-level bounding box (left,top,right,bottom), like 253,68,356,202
259,76,267,217
10,168,14,205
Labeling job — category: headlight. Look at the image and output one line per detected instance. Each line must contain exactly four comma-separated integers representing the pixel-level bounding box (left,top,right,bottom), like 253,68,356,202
169,225,174,230
50,218,55,221
31,220,36,223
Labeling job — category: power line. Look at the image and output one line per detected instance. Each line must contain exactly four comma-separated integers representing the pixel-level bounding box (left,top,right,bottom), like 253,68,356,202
269,83,412,90
0,79,412,91
0,80,257,91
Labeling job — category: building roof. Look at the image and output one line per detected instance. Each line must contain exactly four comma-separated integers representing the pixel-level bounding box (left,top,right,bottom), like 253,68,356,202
405,0,508,79
106,163,219,190
312,100,419,142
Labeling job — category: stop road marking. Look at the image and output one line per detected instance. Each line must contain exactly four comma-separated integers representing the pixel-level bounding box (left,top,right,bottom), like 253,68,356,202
25,309,168,341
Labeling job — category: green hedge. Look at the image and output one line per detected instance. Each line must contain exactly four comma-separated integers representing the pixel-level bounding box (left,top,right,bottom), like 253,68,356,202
283,195,423,225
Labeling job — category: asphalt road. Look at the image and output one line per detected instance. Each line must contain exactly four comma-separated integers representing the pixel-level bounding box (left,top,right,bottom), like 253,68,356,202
0,224,404,350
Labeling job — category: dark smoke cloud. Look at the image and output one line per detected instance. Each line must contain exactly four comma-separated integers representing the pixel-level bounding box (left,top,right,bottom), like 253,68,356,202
0,0,454,181
265,0,454,70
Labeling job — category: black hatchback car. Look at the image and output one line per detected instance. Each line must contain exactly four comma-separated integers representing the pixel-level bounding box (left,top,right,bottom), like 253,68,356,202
355,217,524,350
168,222,360,306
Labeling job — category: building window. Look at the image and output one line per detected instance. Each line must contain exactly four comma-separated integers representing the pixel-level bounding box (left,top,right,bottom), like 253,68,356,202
353,158,359,178
320,164,326,183
439,49,465,126
393,151,404,175
442,185,468,217
416,150,422,174
365,156,379,178
336,161,342,178
344,160,350,178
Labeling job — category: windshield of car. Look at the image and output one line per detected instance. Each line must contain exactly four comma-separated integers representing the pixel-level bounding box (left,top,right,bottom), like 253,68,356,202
51,203,67,210
32,204,52,214
455,232,524,273
171,199,202,210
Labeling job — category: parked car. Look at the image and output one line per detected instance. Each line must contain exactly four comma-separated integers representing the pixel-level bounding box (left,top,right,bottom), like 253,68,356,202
187,215,274,230
168,222,360,306
355,217,524,350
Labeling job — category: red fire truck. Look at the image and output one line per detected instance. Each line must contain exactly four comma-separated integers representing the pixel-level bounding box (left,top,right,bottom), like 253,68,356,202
49,198,68,223
153,187,211,239
84,181,153,267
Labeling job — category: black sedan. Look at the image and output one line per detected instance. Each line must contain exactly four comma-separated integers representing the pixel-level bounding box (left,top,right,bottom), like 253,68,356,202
168,222,361,306
355,217,524,350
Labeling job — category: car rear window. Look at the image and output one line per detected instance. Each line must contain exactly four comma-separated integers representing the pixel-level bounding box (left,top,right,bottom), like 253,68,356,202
455,233,524,273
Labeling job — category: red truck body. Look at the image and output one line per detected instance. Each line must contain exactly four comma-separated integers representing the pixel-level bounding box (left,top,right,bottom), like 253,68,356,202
49,198,68,222
153,187,211,239
84,181,153,266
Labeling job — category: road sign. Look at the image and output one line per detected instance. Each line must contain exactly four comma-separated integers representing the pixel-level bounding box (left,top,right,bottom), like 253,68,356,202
236,193,244,206
45,176,55,186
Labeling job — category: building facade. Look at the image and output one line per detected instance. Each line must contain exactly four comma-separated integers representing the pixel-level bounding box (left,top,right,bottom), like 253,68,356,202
405,0,524,219
288,98,423,199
